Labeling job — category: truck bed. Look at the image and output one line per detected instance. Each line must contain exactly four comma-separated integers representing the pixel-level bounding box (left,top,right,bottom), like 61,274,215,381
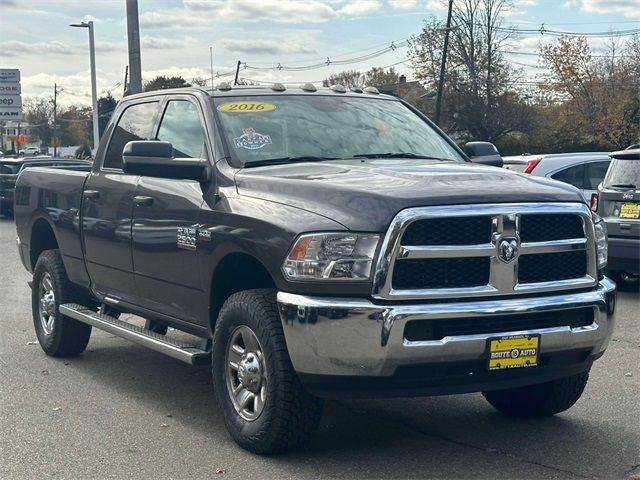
15,166,91,288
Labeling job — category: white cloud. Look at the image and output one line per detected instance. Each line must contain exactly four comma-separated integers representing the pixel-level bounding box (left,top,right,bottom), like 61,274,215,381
219,38,317,55
2,40,76,57
388,0,419,9
140,36,199,50
579,0,640,17
141,0,339,28
339,0,383,15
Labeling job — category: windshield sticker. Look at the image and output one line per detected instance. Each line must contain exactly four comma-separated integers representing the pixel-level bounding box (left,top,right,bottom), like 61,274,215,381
234,128,272,150
218,101,276,113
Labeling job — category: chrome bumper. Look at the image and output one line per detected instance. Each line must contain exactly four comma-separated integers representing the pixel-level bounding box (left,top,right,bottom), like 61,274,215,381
278,278,616,377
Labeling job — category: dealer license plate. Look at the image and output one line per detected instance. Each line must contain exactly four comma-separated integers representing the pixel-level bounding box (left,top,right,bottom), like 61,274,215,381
619,203,640,219
487,334,540,371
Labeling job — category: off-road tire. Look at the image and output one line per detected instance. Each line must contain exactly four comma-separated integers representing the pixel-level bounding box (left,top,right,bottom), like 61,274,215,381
32,249,92,356
482,370,590,417
212,289,323,454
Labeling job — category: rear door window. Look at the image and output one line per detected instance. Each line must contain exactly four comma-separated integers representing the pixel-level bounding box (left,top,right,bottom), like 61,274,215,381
584,161,611,190
103,101,159,169
551,164,585,189
604,159,640,188
156,100,207,159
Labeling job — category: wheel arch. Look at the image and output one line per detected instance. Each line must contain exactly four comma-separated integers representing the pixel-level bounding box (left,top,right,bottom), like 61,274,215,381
30,217,59,270
208,252,276,333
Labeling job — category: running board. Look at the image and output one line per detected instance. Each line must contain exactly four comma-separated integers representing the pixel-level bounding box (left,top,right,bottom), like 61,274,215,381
59,303,210,366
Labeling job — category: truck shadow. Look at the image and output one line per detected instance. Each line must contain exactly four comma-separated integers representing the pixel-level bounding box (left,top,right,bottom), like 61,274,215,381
66,338,633,479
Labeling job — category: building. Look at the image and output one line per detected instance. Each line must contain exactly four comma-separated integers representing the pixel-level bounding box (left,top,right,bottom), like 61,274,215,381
1,121,42,154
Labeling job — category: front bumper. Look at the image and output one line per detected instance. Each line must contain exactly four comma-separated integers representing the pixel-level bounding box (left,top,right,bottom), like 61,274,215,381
278,278,616,397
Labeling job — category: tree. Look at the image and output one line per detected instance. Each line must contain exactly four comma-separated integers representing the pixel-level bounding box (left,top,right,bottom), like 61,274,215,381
365,67,401,86
322,70,363,88
191,77,208,87
540,35,640,149
407,0,533,141
58,105,92,146
97,93,117,137
23,97,54,149
75,142,92,159
143,75,190,92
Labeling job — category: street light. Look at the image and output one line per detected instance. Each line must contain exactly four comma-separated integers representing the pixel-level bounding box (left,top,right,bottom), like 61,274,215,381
70,21,99,152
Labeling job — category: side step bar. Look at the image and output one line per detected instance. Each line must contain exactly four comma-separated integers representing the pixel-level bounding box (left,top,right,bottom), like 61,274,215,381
59,303,210,366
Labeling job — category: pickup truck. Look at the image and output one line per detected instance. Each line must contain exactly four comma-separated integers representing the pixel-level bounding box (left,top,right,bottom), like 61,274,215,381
14,85,616,454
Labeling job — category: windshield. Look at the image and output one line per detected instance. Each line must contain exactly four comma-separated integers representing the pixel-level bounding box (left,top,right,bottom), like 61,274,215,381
604,159,640,188
213,95,464,165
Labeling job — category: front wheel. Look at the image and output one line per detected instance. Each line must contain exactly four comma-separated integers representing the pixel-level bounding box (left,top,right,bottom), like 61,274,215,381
212,289,323,454
482,371,589,417
32,249,92,356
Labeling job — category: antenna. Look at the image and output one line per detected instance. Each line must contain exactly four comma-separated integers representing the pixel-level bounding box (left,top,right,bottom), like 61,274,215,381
210,46,214,89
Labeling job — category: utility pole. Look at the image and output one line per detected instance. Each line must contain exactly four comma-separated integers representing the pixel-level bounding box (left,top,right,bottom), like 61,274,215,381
434,0,454,127
126,0,142,94
52,83,58,157
234,60,242,85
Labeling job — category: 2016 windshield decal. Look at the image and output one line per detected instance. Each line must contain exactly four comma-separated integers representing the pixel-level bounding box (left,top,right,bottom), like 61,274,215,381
218,101,276,113
234,128,272,150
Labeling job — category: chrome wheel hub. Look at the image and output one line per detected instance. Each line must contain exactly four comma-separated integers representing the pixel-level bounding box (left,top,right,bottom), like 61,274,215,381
226,326,267,421
38,273,56,335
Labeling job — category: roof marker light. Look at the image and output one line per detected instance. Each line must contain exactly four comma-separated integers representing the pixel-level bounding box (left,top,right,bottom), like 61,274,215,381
363,86,380,95
271,83,286,92
330,84,347,93
217,82,232,91
301,83,317,92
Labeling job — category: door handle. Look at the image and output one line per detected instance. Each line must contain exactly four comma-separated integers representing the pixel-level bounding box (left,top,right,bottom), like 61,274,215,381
84,190,100,200
133,195,154,207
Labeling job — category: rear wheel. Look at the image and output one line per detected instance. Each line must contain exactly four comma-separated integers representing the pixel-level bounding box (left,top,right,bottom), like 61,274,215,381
32,249,92,356
482,371,589,417
212,289,323,454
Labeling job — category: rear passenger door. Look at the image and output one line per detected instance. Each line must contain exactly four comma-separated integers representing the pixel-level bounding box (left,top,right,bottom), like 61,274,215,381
131,97,210,325
82,101,160,303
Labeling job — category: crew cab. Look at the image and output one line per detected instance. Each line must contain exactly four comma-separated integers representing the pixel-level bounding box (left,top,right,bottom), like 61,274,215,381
14,86,616,454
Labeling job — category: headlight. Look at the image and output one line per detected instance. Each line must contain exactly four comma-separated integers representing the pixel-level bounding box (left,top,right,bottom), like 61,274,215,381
593,214,608,269
283,233,379,281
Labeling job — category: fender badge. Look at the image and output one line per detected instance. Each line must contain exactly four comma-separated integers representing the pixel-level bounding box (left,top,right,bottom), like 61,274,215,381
177,227,197,250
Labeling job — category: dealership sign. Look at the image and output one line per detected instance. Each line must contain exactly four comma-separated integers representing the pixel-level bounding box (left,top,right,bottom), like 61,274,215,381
0,69,22,120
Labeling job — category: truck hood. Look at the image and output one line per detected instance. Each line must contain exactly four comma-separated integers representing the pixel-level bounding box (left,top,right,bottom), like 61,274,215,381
235,159,586,231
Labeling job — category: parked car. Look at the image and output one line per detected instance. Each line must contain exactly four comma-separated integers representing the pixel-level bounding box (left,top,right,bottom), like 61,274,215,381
502,154,546,173
593,148,640,284
14,86,615,454
0,157,92,217
508,152,611,199
19,147,40,156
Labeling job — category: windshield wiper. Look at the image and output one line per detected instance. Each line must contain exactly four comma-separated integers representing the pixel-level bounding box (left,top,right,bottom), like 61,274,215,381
353,152,450,161
608,183,637,189
243,156,345,168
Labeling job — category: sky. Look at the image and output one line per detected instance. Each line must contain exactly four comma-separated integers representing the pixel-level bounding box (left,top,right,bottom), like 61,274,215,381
0,0,638,107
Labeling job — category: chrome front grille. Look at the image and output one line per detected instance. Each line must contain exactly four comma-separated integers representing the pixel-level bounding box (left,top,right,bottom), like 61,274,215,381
372,203,598,300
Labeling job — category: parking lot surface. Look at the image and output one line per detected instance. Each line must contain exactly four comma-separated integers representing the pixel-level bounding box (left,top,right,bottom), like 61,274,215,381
1,215,638,479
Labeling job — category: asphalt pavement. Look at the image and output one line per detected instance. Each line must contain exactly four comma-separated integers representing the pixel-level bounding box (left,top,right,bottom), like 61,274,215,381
1,215,638,480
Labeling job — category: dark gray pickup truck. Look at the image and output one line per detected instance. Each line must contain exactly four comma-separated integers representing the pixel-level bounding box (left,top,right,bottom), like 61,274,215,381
14,86,616,454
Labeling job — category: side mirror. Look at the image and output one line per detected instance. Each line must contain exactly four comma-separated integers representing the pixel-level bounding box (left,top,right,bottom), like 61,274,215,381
122,141,210,182
464,141,503,167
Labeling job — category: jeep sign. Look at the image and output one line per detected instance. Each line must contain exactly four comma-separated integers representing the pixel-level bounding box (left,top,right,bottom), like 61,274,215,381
0,69,22,120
